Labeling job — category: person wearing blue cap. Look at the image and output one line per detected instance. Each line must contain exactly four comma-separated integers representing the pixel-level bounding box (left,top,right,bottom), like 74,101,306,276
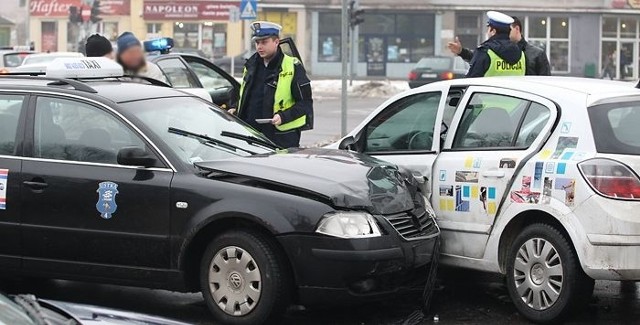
116,32,165,82
232,21,313,148
464,11,525,78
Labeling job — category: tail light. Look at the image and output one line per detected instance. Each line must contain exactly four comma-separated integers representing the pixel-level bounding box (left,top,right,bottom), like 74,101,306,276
408,71,418,80
579,158,640,200
440,72,454,80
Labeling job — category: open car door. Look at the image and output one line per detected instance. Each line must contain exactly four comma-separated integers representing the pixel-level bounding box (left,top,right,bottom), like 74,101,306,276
279,37,303,65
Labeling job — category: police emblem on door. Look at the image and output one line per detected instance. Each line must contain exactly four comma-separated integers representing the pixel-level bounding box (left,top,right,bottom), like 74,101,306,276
96,181,119,219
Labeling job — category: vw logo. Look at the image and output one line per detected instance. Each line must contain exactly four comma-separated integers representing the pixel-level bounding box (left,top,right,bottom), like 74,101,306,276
228,272,243,289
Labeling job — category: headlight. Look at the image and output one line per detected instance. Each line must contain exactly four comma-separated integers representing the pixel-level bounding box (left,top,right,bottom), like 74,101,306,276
316,211,382,239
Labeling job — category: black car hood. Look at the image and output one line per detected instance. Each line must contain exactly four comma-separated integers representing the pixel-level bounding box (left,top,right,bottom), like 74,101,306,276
196,148,418,215
40,299,190,325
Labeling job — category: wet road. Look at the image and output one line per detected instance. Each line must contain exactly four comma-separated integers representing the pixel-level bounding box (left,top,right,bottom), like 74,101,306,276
2,267,639,324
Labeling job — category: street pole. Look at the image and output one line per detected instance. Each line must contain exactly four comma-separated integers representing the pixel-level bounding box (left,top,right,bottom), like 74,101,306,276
349,0,358,86
340,0,348,137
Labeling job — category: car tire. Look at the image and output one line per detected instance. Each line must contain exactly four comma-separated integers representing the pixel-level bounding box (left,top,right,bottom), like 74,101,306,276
505,223,594,324
200,230,291,325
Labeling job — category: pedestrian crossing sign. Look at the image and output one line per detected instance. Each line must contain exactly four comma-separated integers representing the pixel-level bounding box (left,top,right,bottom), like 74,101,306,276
240,0,257,20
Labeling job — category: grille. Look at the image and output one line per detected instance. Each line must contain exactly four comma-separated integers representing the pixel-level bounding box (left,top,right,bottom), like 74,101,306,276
384,207,438,240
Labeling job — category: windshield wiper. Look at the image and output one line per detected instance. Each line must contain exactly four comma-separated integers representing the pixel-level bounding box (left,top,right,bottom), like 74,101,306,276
168,127,257,155
220,131,281,150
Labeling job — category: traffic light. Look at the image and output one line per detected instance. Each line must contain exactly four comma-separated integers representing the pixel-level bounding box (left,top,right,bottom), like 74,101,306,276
90,0,102,23
348,1,364,28
69,6,82,24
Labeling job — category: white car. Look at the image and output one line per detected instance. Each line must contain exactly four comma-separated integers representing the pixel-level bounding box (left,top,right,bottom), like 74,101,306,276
330,76,640,323
13,52,84,73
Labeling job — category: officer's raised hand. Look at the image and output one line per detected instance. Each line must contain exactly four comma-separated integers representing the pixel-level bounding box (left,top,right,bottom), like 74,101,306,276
448,37,462,55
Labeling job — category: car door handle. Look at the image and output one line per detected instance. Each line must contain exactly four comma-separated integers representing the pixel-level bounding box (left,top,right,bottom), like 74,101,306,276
23,180,48,190
481,170,506,178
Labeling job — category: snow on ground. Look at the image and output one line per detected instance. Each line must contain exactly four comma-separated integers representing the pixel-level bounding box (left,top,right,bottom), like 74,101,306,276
311,79,410,97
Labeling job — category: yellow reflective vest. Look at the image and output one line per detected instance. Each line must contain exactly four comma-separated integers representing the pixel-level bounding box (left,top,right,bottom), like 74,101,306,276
484,49,526,77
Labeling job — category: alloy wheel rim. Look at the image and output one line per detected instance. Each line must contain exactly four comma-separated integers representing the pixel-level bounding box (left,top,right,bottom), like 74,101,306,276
513,238,564,311
209,246,262,316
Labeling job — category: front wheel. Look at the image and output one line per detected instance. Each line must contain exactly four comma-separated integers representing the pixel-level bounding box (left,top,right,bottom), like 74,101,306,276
200,230,291,325
505,223,594,324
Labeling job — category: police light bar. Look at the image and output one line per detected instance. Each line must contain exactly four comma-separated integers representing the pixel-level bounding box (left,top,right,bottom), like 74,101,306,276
45,57,124,79
144,37,174,53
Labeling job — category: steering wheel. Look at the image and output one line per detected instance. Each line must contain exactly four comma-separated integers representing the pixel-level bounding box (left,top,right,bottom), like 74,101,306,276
408,131,433,150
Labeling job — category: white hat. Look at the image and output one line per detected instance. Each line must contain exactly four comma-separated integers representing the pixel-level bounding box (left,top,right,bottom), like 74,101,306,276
250,21,282,40
486,11,514,28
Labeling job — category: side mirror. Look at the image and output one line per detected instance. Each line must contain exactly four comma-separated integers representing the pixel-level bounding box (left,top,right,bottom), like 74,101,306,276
338,136,356,150
117,147,157,167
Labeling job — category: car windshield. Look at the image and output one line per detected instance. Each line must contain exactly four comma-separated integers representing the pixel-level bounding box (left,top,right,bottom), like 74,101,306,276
415,57,451,70
0,294,36,325
120,97,274,164
589,101,640,155
3,53,30,68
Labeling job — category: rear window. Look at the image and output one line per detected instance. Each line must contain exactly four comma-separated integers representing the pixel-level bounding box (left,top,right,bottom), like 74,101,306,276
415,58,451,70
3,53,30,68
589,101,640,155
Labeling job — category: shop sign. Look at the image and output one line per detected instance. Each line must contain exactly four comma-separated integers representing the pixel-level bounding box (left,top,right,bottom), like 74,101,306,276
143,1,239,20
30,0,130,17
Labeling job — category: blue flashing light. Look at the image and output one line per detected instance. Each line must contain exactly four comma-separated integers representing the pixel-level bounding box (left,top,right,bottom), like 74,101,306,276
144,38,174,53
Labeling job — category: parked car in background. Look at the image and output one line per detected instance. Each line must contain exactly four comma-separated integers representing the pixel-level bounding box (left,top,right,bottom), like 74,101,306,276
408,56,469,89
331,76,640,323
215,50,252,76
0,50,36,72
172,47,209,59
13,52,84,73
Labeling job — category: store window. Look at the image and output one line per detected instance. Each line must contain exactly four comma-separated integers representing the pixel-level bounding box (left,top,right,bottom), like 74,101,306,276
173,22,199,49
455,13,482,53
41,22,57,52
146,23,163,39
600,16,640,81
526,16,570,73
356,13,435,63
99,22,118,42
318,13,342,62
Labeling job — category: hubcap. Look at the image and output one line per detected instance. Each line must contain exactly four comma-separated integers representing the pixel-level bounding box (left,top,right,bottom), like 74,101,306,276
208,246,261,316
513,238,563,311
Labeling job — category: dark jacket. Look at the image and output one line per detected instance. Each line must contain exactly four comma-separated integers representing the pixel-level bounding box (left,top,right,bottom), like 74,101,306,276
460,38,550,76
465,33,523,78
238,49,313,132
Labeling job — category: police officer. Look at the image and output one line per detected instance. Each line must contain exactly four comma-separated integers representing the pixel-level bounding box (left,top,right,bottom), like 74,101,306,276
465,11,525,78
232,21,313,148
449,16,550,76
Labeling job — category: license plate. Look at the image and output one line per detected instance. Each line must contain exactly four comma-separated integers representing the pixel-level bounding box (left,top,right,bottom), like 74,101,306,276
422,73,437,78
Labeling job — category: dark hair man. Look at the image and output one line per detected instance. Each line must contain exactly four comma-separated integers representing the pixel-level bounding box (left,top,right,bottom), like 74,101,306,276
231,21,313,148
85,34,114,59
464,11,525,78
449,15,550,76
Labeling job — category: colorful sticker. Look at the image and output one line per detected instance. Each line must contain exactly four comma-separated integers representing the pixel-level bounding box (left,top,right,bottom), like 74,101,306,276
555,178,576,206
473,158,482,169
480,187,488,212
560,151,574,160
455,171,479,183
545,162,555,174
463,185,471,199
439,170,447,182
521,176,532,192
511,191,541,204
499,158,516,168
542,177,553,204
551,137,579,159
464,157,474,169
560,122,572,134
488,187,496,199
538,149,553,160
0,169,7,210
533,162,544,189
556,163,567,175
446,198,454,211
439,185,453,197
571,152,587,162
487,202,497,215
471,185,479,199
96,181,119,219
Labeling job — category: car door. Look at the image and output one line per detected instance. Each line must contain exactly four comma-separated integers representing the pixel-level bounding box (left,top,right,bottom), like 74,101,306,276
181,54,240,109
278,37,303,64
0,93,28,270
432,87,557,258
151,55,212,103
20,95,174,279
349,84,453,194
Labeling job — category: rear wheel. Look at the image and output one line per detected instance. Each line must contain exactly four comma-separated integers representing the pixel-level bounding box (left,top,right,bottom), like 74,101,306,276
200,230,291,325
505,223,594,323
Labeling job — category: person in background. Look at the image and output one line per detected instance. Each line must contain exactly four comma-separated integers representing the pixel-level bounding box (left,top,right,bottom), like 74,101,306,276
231,21,313,148
85,34,114,59
115,32,165,82
449,16,549,76
463,11,525,78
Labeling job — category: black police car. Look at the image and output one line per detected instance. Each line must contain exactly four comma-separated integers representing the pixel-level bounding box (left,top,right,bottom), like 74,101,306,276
0,57,439,324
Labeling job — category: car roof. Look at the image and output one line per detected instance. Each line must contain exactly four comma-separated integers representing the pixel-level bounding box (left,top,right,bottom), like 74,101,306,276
0,77,193,103
443,76,640,106
24,52,83,58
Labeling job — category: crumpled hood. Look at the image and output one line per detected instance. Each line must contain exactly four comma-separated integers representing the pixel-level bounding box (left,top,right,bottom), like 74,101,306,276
196,148,419,215
40,299,190,325
482,35,522,64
